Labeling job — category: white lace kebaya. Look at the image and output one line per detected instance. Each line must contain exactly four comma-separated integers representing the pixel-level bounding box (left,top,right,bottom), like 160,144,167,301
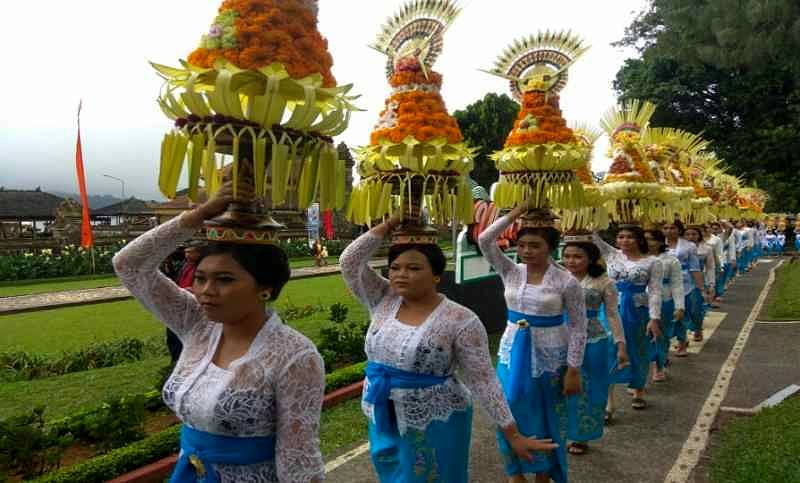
593,234,663,320
112,214,325,483
339,232,514,435
478,215,588,377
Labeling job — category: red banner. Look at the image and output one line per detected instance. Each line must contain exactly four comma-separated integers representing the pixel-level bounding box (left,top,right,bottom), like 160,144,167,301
75,103,94,248
322,209,334,240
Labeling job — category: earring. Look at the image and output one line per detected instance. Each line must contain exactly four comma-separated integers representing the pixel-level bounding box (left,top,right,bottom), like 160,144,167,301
434,277,441,284
262,292,271,301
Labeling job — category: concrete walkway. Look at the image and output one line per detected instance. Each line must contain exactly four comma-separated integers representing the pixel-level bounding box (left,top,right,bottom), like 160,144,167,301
324,259,798,483
0,261,387,315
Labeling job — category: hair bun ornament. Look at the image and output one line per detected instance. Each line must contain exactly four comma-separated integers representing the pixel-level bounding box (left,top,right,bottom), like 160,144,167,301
520,208,559,228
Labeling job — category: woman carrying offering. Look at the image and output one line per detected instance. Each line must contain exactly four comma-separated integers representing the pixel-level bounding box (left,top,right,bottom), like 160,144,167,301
479,205,587,483
561,240,628,454
663,220,704,353
592,225,663,411
340,214,555,483
644,229,684,382
113,182,325,482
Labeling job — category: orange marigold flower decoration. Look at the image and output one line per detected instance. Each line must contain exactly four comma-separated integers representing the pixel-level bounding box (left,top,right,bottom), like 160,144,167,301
187,0,337,87
504,92,576,148
369,69,464,146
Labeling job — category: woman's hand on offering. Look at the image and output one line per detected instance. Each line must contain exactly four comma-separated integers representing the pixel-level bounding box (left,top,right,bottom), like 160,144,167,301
674,309,685,321
183,181,245,228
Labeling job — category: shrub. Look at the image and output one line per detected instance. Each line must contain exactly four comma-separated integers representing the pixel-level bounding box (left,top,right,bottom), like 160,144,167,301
0,337,167,383
0,407,73,480
318,303,369,371
324,361,366,393
0,243,123,282
32,425,181,483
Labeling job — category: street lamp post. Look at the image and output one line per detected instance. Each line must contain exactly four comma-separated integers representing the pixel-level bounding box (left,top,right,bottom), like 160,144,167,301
103,174,125,200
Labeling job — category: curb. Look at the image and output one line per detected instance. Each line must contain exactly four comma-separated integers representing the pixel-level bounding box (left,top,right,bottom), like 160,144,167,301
109,379,365,483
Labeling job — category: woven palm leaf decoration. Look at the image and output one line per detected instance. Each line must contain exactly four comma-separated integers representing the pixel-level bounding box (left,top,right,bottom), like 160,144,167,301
349,0,475,241
483,31,590,211
151,0,359,243
558,122,608,232
598,99,663,223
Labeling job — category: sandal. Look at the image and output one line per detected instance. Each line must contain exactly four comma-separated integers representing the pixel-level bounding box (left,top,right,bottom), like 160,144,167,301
693,332,704,342
675,344,689,357
632,398,647,410
568,442,589,455
653,371,666,382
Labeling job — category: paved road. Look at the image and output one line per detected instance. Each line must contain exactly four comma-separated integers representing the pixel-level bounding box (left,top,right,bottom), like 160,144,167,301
324,259,799,483
0,260,388,315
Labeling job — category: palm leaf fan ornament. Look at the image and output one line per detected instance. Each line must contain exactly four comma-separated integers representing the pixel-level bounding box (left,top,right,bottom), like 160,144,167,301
482,31,591,214
349,0,475,243
371,0,461,79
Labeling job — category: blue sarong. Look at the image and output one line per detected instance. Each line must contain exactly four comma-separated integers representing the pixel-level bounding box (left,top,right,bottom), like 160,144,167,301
497,365,568,482
170,425,275,483
369,407,473,482
612,282,649,390
567,308,609,442
651,295,675,370
675,288,704,339
504,310,565,405
365,362,464,482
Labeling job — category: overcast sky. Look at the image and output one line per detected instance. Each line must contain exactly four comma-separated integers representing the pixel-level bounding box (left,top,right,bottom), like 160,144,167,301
0,0,646,200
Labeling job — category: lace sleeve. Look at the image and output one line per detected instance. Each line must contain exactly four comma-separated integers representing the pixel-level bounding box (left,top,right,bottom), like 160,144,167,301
647,259,663,320
564,276,588,368
601,280,625,344
275,348,325,483
592,232,620,264
670,258,685,310
454,316,514,428
477,215,518,280
112,214,203,338
339,232,389,311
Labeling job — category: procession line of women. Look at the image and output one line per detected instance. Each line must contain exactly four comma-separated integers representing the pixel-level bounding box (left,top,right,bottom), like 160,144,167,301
113,184,769,482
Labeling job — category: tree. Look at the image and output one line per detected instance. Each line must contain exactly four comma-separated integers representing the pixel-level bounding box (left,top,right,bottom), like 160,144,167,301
453,93,520,190
614,0,800,212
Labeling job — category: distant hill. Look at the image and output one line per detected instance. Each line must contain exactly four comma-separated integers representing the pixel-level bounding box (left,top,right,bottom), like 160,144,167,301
50,192,124,209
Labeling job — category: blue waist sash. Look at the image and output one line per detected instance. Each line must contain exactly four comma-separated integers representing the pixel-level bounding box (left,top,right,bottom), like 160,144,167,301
505,310,565,404
681,262,689,271
663,278,670,285
615,281,648,327
586,309,599,319
170,425,275,483
365,361,448,434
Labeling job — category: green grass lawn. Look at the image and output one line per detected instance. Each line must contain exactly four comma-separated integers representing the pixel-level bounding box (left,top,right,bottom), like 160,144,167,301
0,257,341,298
710,396,800,483
0,356,169,420
320,397,367,457
1,274,363,355
0,300,164,354
764,261,800,320
0,274,121,298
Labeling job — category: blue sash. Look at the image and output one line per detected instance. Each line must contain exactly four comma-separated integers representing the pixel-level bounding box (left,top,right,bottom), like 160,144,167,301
505,310,565,404
615,281,648,327
365,361,448,434
586,309,599,319
170,425,275,483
